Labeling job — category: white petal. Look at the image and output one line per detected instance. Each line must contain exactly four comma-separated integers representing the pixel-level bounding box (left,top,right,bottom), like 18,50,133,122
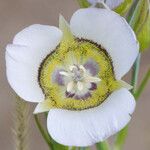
13,24,62,50
6,25,62,102
87,0,124,9
67,81,76,92
79,65,86,73
47,88,135,146
70,8,139,79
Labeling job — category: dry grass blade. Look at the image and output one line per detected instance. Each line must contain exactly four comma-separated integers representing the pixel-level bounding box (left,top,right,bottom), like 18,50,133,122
12,96,30,150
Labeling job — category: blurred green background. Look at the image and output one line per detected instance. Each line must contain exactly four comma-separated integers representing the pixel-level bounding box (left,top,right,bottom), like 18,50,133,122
0,0,150,149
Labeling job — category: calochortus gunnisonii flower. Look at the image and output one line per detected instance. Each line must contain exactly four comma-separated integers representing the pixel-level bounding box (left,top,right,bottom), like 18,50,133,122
6,7,139,146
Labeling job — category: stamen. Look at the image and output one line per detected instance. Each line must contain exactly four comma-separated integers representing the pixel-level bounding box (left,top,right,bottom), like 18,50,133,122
67,81,75,92
85,76,101,83
77,81,84,91
59,71,70,77
69,65,77,71
79,65,86,73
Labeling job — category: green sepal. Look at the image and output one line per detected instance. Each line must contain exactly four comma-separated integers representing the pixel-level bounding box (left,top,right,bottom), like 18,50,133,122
117,80,133,90
59,14,74,43
77,0,90,8
111,80,133,91
129,0,150,51
114,0,133,16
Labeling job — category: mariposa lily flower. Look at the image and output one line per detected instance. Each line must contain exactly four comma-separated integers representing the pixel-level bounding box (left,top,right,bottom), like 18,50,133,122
87,0,124,9
6,7,139,146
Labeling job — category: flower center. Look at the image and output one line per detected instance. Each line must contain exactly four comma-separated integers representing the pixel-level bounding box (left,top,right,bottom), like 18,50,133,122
61,65,85,82
58,64,101,99
38,39,118,110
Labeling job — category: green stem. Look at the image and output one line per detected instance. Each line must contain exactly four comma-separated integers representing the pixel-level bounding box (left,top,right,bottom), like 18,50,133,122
114,0,143,148
114,54,141,150
96,141,110,150
70,147,77,150
131,54,141,94
79,148,86,150
114,126,128,150
34,115,54,150
134,68,150,100
79,147,90,150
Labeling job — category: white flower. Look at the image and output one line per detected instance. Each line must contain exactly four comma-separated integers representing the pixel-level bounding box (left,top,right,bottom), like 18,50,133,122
87,0,124,9
6,8,139,147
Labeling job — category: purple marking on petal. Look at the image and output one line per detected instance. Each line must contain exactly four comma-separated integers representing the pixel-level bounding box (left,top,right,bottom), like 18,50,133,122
82,92,91,100
75,92,91,100
52,69,65,86
74,95,81,100
84,59,99,76
65,91,75,98
89,83,97,91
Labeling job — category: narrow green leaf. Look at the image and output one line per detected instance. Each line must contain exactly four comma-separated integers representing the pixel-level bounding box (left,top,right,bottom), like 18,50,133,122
114,0,133,16
59,14,74,42
129,0,148,30
96,141,110,150
131,54,141,94
126,0,139,22
77,0,90,8
134,68,150,100
114,126,128,150
133,0,149,33
128,0,150,51
137,7,150,50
